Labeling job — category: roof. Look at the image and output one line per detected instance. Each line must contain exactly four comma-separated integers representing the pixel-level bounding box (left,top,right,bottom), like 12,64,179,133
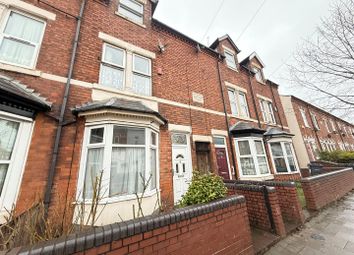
240,52,266,68
264,127,294,138
0,74,51,111
210,34,241,53
230,121,265,135
72,97,167,124
287,95,354,127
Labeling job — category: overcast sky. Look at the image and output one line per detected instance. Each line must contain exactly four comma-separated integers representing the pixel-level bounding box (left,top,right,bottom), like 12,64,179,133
154,0,335,99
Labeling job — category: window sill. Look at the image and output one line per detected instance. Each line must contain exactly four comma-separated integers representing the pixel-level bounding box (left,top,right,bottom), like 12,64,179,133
228,114,257,122
92,83,156,101
0,63,41,77
115,12,146,29
274,171,300,175
76,189,159,205
239,174,274,181
226,66,239,72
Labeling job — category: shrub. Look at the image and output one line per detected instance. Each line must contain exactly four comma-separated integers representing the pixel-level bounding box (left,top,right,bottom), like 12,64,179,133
179,171,227,207
319,150,354,163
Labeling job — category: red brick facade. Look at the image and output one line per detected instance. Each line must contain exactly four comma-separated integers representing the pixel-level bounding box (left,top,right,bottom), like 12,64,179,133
0,0,301,224
281,96,354,168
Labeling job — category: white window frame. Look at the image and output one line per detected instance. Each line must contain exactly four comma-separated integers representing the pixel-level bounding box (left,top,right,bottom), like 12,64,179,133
228,89,250,118
324,119,331,133
0,9,46,69
310,113,320,130
213,136,232,179
117,0,144,25
234,137,271,178
99,43,126,89
253,67,264,83
260,99,276,124
99,43,153,96
132,53,152,96
268,139,300,174
224,49,237,70
300,109,310,128
77,123,159,203
0,111,33,220
330,120,336,132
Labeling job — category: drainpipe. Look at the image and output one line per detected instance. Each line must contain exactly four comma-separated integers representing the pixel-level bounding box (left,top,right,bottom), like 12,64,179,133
44,0,87,213
245,65,261,128
268,82,283,130
216,59,238,180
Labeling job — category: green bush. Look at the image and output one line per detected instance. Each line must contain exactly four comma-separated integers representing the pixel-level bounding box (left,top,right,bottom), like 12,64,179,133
179,171,227,207
319,150,354,163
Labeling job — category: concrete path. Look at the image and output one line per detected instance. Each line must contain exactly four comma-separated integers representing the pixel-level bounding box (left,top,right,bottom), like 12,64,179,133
265,191,354,255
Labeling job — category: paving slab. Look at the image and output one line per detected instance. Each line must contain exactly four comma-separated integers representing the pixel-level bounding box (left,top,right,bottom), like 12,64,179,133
265,191,354,255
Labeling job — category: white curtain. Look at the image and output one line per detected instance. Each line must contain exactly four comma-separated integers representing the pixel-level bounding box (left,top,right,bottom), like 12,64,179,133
100,64,124,89
84,148,104,199
110,147,145,196
0,164,7,196
0,12,44,67
132,74,151,96
0,119,19,160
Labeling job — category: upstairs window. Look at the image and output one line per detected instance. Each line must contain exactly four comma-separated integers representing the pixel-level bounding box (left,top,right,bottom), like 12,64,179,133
330,120,336,132
253,67,264,83
0,11,45,68
311,113,320,130
260,99,276,124
132,54,151,96
227,89,249,118
324,119,331,133
118,0,144,24
300,109,310,128
99,43,152,96
100,44,125,90
224,50,237,70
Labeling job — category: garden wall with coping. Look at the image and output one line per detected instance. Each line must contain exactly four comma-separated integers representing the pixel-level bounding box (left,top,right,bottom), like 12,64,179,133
10,196,253,255
226,183,286,237
301,168,354,211
225,180,305,225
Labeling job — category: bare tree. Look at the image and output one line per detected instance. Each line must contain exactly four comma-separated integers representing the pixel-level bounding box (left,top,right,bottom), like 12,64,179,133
288,0,354,119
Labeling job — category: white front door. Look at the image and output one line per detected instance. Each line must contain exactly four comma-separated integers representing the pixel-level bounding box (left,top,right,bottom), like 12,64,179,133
172,133,192,204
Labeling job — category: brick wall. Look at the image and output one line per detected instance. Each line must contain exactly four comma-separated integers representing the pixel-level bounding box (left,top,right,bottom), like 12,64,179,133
301,168,354,210
273,173,301,181
226,183,286,237
13,196,254,255
227,180,304,224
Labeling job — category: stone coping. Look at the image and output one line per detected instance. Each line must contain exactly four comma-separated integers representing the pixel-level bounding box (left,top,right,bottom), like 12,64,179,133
16,196,245,255
226,183,276,193
301,168,354,182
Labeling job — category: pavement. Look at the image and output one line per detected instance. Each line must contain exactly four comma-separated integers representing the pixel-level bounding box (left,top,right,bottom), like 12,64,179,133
265,191,354,255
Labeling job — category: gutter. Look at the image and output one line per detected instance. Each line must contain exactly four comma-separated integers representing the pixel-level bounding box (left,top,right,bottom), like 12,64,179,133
216,59,238,180
44,0,87,212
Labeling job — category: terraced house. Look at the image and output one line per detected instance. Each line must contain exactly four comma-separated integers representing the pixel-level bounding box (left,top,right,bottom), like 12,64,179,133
281,95,354,168
0,0,302,225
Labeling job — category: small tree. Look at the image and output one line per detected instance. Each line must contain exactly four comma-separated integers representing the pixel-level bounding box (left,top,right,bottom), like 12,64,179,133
179,172,227,207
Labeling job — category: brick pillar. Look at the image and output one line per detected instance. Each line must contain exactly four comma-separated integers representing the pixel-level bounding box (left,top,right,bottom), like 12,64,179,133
267,188,286,237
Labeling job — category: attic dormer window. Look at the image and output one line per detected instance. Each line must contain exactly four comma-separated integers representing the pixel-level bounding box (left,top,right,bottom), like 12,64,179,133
224,50,237,70
253,67,264,83
118,0,144,24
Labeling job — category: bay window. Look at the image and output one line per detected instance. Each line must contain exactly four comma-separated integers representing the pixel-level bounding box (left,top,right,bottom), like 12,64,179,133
235,138,270,177
269,141,298,173
99,43,152,96
0,11,45,68
81,124,158,201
